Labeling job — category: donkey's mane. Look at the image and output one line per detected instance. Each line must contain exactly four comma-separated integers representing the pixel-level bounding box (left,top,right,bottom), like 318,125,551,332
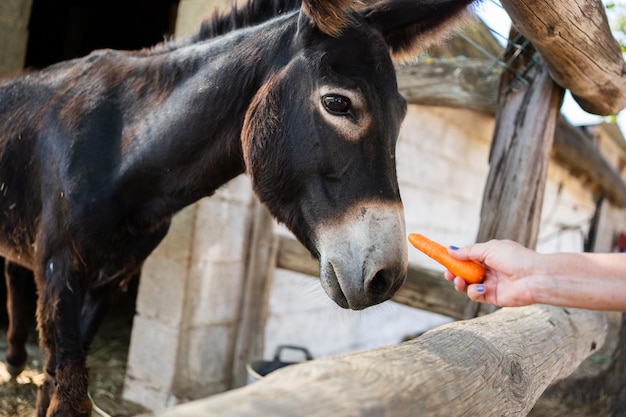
144,0,302,54
194,0,303,42
143,0,361,55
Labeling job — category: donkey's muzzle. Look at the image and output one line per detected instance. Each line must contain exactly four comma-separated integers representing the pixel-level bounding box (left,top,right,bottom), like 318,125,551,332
366,268,406,303
316,200,408,310
320,258,406,310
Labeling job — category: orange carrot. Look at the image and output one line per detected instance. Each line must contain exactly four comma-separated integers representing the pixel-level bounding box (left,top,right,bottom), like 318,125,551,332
408,233,485,284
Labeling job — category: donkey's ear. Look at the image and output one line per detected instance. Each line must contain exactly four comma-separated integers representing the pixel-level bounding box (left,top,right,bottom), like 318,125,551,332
362,0,477,59
300,0,358,37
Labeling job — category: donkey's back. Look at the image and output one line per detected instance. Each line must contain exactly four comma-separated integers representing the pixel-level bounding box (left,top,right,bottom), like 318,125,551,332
0,53,125,267
0,47,201,266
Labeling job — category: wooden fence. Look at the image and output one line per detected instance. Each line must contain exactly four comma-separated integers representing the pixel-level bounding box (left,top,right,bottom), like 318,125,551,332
142,305,606,417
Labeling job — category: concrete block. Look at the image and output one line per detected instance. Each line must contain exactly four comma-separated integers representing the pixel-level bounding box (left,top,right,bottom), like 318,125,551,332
125,316,180,391
135,255,188,326
192,197,251,263
136,205,197,325
122,375,172,411
263,299,451,360
186,260,246,326
152,205,196,262
267,269,327,315
172,324,236,399
213,175,254,203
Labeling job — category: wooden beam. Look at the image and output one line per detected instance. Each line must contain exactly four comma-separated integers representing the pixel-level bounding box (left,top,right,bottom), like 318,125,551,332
395,58,500,114
552,117,626,208
141,306,607,417
499,0,626,116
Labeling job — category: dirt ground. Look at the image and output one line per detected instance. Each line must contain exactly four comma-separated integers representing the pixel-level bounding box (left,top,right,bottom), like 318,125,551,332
0,280,148,417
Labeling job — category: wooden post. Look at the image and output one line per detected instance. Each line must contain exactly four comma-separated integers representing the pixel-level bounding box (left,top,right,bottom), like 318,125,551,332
476,31,564,248
139,306,607,417
230,201,278,388
471,29,626,415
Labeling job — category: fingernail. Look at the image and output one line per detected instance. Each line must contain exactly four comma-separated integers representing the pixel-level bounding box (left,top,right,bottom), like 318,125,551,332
449,245,459,250
476,284,485,293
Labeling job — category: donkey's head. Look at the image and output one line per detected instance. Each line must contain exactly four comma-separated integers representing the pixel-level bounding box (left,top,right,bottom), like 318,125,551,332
242,0,474,309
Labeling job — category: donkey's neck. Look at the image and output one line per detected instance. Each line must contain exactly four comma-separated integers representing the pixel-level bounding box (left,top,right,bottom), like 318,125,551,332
120,13,298,211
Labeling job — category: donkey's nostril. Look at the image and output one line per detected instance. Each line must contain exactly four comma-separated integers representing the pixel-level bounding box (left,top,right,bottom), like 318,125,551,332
367,270,390,296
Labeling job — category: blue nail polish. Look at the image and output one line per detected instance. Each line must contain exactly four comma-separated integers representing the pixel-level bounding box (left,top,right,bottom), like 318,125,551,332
476,284,485,293
449,245,459,250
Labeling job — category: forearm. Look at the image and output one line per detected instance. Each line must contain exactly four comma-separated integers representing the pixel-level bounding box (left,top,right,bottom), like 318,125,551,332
532,252,626,311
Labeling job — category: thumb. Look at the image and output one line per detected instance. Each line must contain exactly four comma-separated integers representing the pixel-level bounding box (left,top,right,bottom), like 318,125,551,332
447,245,472,261
448,242,491,264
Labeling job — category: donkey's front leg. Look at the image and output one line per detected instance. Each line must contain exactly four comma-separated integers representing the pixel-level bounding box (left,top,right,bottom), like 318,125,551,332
4,260,31,377
36,256,92,417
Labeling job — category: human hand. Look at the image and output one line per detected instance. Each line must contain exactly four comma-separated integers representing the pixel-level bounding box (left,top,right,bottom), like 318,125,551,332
443,239,541,307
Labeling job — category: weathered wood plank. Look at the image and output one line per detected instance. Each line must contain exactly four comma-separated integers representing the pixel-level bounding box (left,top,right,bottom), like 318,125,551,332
142,306,607,417
231,202,278,388
395,58,500,114
277,235,472,320
276,234,319,277
499,0,626,115
476,34,565,248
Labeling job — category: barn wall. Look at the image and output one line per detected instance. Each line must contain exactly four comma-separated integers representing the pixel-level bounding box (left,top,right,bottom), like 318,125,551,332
538,164,596,252
0,0,32,76
589,124,626,252
123,176,255,408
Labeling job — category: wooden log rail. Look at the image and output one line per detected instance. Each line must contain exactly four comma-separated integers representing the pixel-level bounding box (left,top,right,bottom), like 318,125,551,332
499,0,626,116
142,306,607,417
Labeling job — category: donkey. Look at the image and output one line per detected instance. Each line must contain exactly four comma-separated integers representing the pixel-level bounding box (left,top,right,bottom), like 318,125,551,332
0,0,475,415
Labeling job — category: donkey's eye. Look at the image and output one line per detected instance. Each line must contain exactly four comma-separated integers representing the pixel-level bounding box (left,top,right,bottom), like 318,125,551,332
322,94,351,115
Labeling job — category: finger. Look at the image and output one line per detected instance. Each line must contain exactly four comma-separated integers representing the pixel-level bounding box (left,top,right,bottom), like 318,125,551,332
453,276,467,293
443,270,455,281
466,283,486,302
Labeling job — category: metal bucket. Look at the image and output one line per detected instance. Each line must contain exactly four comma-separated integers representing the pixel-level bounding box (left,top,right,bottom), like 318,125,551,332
246,345,313,384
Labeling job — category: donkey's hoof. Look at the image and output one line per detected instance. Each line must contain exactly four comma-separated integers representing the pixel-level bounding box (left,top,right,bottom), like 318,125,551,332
46,392,93,417
5,360,26,378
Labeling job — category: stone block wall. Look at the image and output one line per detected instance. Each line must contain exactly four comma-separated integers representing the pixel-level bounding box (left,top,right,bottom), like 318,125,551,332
0,0,32,76
123,176,255,409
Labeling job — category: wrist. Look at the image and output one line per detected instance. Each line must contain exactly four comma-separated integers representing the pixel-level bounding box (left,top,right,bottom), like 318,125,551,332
524,252,555,305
